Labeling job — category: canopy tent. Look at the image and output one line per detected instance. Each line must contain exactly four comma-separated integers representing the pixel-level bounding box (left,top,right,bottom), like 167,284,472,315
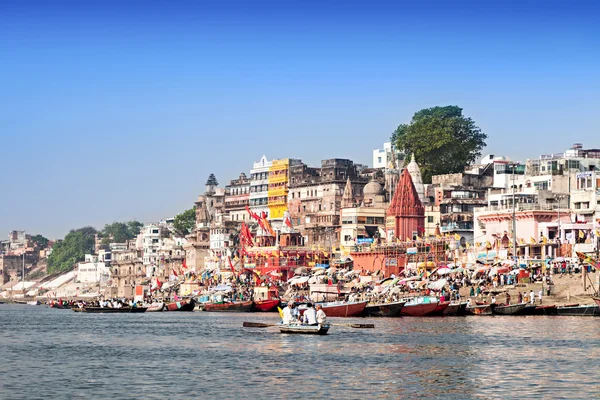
428,279,447,290
436,267,452,275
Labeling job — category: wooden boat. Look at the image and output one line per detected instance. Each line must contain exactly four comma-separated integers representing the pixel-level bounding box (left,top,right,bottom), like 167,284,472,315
429,301,450,316
364,301,405,317
533,305,558,315
202,300,253,312
556,304,600,316
279,323,330,335
442,302,464,316
79,307,147,313
145,302,165,312
517,304,538,315
298,300,367,317
466,304,492,315
592,297,600,308
399,297,439,317
492,303,527,315
253,299,280,312
165,298,195,312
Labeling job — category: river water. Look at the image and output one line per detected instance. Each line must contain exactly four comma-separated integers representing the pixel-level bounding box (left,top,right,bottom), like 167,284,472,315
1,304,599,399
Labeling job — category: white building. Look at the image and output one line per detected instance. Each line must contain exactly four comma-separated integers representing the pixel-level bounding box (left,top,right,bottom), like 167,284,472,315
372,142,404,169
250,155,272,219
141,223,161,267
77,254,111,284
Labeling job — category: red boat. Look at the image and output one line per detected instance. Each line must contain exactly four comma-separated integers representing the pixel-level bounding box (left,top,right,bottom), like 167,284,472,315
429,301,450,316
165,298,195,312
202,300,253,312
253,299,280,312
298,301,368,317
399,301,439,317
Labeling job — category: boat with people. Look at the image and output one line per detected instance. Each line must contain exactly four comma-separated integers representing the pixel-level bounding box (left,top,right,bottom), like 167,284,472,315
165,298,195,312
492,303,527,315
363,300,406,317
201,300,253,312
556,304,600,316
399,296,439,317
297,300,367,317
279,323,330,335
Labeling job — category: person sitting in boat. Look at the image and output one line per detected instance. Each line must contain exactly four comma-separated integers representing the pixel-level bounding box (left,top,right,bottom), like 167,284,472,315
316,304,327,325
282,300,297,325
303,303,318,326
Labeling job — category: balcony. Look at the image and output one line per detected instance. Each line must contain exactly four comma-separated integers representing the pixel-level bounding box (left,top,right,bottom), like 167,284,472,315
441,222,473,232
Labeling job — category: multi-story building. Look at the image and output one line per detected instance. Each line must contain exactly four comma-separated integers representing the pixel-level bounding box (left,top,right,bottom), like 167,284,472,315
224,173,250,222
372,142,405,169
288,159,368,248
141,223,162,267
249,155,272,221
77,254,111,284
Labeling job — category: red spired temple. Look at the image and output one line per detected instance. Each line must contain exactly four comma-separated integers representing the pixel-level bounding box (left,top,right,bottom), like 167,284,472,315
387,168,425,240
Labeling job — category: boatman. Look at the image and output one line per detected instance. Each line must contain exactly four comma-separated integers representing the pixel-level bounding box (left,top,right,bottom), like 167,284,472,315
282,300,297,324
316,304,327,325
303,303,318,326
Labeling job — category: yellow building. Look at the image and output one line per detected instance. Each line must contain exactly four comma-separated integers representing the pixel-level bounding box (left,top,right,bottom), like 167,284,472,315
268,159,290,219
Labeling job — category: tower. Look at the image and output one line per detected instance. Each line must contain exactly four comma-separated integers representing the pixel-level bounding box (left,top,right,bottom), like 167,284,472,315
387,168,425,240
341,177,355,208
406,154,426,205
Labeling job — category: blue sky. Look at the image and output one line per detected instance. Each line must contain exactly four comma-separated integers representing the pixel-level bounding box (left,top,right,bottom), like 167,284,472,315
1,0,598,238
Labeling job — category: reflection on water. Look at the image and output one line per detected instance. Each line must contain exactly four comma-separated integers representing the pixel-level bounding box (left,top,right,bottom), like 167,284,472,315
1,304,599,399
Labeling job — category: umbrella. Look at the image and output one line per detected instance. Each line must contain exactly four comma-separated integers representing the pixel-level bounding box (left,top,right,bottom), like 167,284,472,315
295,267,308,274
451,267,465,273
269,271,282,277
437,267,452,275
313,269,326,276
428,279,447,290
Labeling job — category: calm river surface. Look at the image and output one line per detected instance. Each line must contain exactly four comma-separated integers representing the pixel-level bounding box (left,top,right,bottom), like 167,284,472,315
1,304,599,399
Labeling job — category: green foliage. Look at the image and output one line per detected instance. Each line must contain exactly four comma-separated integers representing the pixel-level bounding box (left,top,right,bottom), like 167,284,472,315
47,226,97,274
100,220,143,244
31,234,49,249
392,106,487,183
174,207,196,236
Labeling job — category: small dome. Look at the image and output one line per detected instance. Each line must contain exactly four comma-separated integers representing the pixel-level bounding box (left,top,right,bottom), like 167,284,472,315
363,180,384,197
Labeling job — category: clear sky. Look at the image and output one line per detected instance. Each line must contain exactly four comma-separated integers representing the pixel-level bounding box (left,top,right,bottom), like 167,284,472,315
1,0,598,239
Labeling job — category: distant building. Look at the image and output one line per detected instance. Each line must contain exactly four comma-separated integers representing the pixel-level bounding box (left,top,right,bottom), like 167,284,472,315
77,254,111,284
372,142,405,169
224,173,250,222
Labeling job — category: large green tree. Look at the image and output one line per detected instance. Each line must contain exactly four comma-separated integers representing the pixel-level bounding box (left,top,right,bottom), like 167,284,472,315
100,220,143,244
47,227,97,274
173,207,196,236
392,106,487,183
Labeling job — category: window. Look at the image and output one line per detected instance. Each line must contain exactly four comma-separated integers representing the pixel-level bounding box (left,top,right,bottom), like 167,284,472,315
378,157,382,163
152,229,159,234
344,235,352,242
427,216,434,223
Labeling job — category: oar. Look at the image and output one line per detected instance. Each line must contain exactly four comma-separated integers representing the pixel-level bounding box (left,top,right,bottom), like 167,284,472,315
330,323,375,329
243,322,278,328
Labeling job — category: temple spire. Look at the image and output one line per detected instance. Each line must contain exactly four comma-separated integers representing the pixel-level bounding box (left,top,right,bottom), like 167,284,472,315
341,177,355,208
387,168,425,240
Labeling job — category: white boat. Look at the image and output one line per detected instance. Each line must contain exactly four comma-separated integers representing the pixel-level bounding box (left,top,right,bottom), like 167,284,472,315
279,323,330,335
27,300,41,306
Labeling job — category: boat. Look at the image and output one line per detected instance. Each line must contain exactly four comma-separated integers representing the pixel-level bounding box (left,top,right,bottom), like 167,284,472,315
533,305,558,315
298,300,367,317
429,301,450,316
466,304,492,315
27,300,41,306
253,299,281,312
492,303,527,315
364,300,406,317
399,297,439,317
202,300,254,312
592,297,600,308
443,302,466,316
145,302,165,312
279,323,330,335
556,304,600,316
165,298,196,312
79,307,148,313
517,304,538,315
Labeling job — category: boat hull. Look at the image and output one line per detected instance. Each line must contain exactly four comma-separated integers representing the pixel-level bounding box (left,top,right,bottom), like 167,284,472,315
165,299,195,312
145,303,165,312
299,301,367,317
400,302,439,317
556,304,600,316
364,301,405,317
492,303,527,315
429,301,450,316
466,304,492,315
202,300,254,312
253,299,280,312
80,307,147,313
442,303,462,316
516,305,538,315
279,324,330,335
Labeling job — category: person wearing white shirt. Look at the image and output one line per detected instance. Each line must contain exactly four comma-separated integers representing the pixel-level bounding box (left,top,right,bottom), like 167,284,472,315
530,290,535,304
303,303,317,325
316,304,327,325
282,301,296,324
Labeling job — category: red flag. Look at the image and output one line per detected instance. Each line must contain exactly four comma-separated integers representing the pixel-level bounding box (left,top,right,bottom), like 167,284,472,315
172,268,178,277
285,216,293,228
156,278,162,289
182,258,187,270
228,257,236,277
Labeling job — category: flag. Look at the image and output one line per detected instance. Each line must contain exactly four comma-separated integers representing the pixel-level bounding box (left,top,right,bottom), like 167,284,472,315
172,268,178,277
579,230,585,239
454,233,461,240
466,242,471,249
182,257,187,270
519,238,525,245
595,230,600,237
285,216,293,228
530,237,536,244
542,236,548,245
156,278,162,290
228,257,236,276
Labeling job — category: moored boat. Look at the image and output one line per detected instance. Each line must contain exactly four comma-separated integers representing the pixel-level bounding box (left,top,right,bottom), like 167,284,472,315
202,300,253,312
145,302,165,312
79,307,147,313
399,297,439,317
593,297,600,308
279,323,330,335
429,301,450,316
492,303,527,315
533,305,557,315
556,304,600,316
298,300,367,317
517,304,538,315
364,300,406,317
27,300,41,306
253,299,280,312
442,302,465,316
466,304,492,315
165,298,196,312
